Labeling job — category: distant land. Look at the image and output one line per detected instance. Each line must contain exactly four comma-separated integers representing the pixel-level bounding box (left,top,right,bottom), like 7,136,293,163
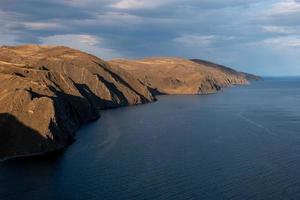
0,45,260,161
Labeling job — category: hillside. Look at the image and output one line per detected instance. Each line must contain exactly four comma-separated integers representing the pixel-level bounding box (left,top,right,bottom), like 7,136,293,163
109,57,256,95
190,59,261,81
0,45,259,160
0,45,155,160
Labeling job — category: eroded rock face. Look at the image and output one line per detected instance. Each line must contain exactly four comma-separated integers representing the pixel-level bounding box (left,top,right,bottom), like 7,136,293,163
109,57,258,95
0,45,155,160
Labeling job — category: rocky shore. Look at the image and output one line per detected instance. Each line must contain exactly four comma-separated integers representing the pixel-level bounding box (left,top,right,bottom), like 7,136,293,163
0,45,259,160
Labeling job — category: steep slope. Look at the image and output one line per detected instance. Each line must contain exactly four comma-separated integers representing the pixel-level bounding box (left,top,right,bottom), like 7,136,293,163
0,45,155,160
190,59,261,81
109,57,257,95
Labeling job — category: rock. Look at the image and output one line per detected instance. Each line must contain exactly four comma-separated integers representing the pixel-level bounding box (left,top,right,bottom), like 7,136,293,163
109,57,258,95
0,45,155,160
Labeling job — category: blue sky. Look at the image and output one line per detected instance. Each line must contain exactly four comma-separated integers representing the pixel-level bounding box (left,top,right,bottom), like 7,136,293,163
0,0,300,76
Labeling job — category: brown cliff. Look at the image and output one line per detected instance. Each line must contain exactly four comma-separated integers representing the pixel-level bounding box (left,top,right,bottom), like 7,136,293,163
0,45,259,160
0,45,154,160
109,57,257,95
190,59,261,82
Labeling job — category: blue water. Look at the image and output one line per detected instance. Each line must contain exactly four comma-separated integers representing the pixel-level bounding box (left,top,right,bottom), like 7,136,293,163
1,78,300,200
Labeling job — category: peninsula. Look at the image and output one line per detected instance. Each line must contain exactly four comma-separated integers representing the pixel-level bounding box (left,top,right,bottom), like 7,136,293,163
0,45,259,160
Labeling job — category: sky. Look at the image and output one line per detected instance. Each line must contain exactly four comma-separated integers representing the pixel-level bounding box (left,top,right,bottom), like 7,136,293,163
0,0,300,76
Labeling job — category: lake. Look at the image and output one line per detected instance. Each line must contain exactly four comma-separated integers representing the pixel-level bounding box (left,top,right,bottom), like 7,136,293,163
1,77,300,200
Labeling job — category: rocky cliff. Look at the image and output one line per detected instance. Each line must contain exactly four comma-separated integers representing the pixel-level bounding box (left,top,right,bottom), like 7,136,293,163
0,45,259,160
0,45,154,160
109,57,258,95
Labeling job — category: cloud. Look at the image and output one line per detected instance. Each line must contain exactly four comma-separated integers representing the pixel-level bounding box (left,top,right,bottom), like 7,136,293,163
174,35,215,47
259,0,300,26
173,34,244,48
110,0,264,10
40,34,100,46
94,12,142,25
22,22,64,30
0,0,300,75
263,36,300,47
263,26,293,34
40,34,121,59
266,0,300,15
110,0,165,9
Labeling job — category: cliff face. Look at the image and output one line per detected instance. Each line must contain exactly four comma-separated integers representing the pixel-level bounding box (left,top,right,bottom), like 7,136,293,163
109,57,255,95
0,45,154,160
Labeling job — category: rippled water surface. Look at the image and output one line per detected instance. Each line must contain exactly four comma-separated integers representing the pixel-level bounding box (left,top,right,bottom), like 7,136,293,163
1,78,300,200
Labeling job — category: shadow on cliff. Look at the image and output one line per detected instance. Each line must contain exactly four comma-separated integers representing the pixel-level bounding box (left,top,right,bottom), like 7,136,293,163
0,76,154,162
146,86,166,96
93,61,153,103
93,76,129,107
0,85,120,162
0,113,64,162
74,82,127,110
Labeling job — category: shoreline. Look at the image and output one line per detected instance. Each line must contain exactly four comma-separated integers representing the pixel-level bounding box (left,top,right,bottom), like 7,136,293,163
0,81,256,162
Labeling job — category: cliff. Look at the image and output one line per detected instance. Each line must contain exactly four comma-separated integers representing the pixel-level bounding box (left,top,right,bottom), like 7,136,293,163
0,45,154,160
0,45,259,160
109,57,257,95
190,59,261,81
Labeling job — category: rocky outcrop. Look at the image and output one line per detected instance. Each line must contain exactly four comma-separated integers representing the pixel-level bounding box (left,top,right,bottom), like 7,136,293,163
109,57,258,95
0,45,155,160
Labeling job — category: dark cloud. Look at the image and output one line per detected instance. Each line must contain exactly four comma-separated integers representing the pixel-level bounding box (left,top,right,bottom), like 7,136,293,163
1,0,93,20
0,0,299,75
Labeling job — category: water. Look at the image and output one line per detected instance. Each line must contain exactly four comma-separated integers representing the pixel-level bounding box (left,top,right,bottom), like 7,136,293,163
1,77,300,200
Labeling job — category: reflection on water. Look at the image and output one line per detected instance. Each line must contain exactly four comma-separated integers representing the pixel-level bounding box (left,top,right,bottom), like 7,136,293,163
1,78,300,200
